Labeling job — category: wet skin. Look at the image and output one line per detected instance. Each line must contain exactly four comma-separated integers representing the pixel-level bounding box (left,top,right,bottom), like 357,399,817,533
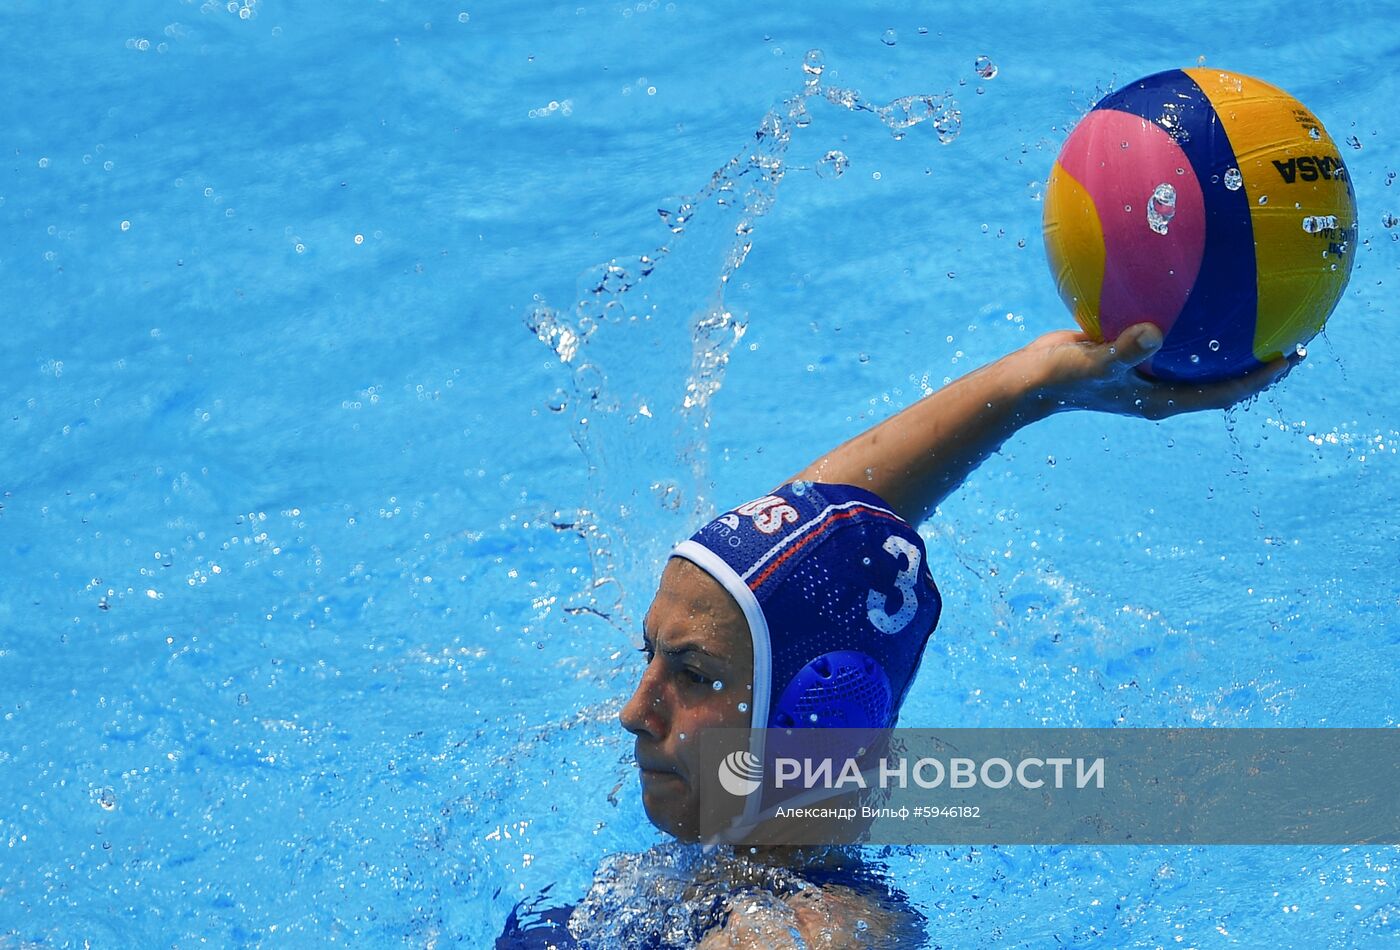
619,557,754,840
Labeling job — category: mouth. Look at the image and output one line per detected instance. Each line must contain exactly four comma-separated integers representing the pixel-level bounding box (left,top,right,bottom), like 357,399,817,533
635,752,684,782
639,769,684,787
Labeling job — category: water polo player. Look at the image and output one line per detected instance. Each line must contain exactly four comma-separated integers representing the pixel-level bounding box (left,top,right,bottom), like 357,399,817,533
614,322,1295,939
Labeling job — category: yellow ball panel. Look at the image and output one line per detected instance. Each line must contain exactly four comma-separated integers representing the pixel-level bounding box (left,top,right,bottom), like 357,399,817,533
1184,67,1357,362
1043,160,1107,341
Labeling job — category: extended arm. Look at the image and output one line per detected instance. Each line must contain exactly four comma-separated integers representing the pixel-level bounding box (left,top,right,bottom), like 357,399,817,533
791,323,1296,525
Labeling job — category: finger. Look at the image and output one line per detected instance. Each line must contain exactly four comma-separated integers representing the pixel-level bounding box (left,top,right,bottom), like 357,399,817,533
1107,323,1164,369
1033,329,1094,349
1142,358,1289,416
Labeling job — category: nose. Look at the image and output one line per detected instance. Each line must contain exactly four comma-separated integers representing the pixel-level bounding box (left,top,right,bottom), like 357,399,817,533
619,660,667,740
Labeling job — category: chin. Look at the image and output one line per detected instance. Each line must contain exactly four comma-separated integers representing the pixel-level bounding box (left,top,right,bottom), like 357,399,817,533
641,788,700,841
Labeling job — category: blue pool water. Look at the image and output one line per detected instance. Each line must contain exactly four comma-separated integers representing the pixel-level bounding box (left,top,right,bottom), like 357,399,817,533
2,1,1397,945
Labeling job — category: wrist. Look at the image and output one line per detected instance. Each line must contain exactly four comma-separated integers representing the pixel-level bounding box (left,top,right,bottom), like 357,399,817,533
1000,347,1066,423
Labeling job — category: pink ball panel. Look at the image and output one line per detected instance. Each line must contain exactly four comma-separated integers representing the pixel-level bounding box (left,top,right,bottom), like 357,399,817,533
1056,109,1207,342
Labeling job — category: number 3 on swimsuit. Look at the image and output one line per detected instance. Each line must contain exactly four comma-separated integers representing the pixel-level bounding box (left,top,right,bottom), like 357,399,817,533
867,535,920,635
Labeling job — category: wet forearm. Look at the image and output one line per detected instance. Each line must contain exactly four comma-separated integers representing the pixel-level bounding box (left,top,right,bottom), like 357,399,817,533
791,347,1054,525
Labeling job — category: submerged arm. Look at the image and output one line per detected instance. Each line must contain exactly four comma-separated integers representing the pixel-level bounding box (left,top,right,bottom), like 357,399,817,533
791,323,1295,525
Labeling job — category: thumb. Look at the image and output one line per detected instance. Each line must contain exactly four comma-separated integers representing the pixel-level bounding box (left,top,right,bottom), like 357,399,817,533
1109,322,1164,368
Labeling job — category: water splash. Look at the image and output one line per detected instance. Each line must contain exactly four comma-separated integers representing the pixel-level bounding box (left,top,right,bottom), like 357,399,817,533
876,95,963,142
816,149,849,178
566,845,923,947
527,52,964,635
1156,103,1190,144
526,307,581,363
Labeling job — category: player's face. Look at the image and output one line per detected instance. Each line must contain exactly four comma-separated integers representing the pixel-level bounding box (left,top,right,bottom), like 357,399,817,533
619,558,754,840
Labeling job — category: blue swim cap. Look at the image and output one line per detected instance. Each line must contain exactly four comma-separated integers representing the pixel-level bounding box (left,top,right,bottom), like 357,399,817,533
671,481,941,733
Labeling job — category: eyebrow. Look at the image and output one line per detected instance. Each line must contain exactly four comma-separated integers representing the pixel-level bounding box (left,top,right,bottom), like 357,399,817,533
641,627,723,660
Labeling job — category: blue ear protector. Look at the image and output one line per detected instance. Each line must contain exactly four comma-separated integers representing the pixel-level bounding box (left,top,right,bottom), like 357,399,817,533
771,650,893,729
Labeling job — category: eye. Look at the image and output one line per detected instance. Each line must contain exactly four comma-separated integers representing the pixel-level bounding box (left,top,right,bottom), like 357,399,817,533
637,644,655,663
683,668,714,688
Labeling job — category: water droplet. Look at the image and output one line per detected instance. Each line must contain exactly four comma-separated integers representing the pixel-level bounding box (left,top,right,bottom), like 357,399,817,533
712,680,724,691
119,220,131,232
96,788,117,811
1258,195,1268,206
1308,127,1321,140
37,157,50,168
1346,135,1361,150
857,352,870,363
237,692,250,706
1189,354,1201,364
809,712,819,722
354,233,365,245
1208,339,1221,352
802,48,825,77
861,557,871,566
1294,344,1307,358
1223,168,1243,191
1381,212,1397,229
816,149,848,178
1120,140,1130,150
458,11,470,23
738,702,749,713
881,28,897,46
678,732,687,741
1046,455,1056,467
1302,215,1338,234
973,55,997,79
1147,182,1177,234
